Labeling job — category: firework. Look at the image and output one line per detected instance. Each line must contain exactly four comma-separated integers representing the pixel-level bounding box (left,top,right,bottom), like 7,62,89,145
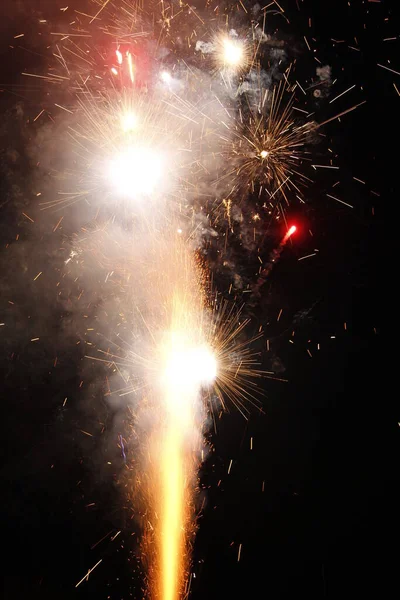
40,86,203,215
250,222,299,303
217,77,315,208
71,216,264,599
81,226,261,599
17,1,340,598
215,32,250,73
284,224,297,241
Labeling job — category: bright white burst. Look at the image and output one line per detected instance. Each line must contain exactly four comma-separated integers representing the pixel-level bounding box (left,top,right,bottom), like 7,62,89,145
120,112,138,132
160,70,172,84
164,344,217,390
222,37,245,68
107,146,164,199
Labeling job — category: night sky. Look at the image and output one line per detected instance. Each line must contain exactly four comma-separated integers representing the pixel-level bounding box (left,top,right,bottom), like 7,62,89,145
0,1,396,599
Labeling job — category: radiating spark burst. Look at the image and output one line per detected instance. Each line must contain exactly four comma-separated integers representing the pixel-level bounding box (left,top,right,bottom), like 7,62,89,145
219,78,315,207
40,87,201,213
78,225,264,418
217,34,248,71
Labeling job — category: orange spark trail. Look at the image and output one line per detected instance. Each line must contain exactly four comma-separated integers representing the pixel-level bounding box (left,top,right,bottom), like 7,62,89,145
160,422,185,600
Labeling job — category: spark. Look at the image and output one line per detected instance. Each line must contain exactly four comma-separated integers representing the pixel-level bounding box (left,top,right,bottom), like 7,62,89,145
33,109,45,122
127,51,134,83
89,0,111,24
298,252,317,261
75,559,103,588
238,543,243,561
219,79,314,206
286,225,297,237
329,84,356,104
54,103,74,114
326,193,354,208
377,63,400,76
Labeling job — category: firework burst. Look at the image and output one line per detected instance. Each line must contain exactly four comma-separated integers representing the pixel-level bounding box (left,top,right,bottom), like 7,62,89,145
40,84,208,217
217,77,315,208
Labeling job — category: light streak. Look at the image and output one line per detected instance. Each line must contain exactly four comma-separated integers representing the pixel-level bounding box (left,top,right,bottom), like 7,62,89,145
282,224,297,242
127,51,135,83
158,332,217,600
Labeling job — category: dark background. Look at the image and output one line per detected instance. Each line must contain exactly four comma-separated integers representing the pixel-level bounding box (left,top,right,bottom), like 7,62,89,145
0,1,395,599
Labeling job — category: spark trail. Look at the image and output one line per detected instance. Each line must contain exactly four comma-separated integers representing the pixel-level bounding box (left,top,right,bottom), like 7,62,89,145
250,225,297,304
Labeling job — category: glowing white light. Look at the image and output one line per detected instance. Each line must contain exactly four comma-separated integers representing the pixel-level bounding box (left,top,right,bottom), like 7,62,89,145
165,345,217,389
108,146,164,199
160,70,172,84
120,112,138,132
260,150,269,159
222,38,244,67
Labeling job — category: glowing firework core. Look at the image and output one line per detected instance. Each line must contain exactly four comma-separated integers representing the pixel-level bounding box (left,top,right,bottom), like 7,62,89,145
120,112,138,132
108,146,164,199
222,37,244,68
164,342,217,391
161,70,172,84
260,149,269,159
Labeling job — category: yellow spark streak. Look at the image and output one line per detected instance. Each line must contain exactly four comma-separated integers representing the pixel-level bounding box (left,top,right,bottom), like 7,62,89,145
127,51,135,83
89,0,112,24
160,422,184,600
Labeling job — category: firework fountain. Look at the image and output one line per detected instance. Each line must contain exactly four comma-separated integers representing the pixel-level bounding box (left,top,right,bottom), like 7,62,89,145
15,0,360,597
